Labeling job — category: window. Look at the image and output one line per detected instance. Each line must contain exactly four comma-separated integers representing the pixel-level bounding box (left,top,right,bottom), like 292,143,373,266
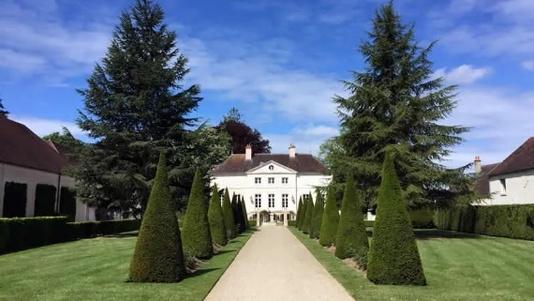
255,177,261,184
255,194,262,208
269,165,274,170
282,177,288,184
282,194,288,208
268,177,275,184
499,178,507,195
268,194,275,208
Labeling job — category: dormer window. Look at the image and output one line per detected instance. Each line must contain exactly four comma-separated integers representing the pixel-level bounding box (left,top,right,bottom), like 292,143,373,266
269,165,274,171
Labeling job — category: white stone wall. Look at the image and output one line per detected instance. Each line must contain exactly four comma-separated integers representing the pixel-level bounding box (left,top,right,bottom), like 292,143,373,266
211,161,332,219
0,162,95,221
480,169,534,205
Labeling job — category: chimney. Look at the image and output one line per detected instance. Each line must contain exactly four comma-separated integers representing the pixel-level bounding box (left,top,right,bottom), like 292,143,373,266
474,156,482,174
245,144,252,161
289,144,296,158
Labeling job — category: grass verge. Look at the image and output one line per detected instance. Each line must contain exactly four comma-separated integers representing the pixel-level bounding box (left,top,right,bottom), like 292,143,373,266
0,229,253,301
290,227,534,301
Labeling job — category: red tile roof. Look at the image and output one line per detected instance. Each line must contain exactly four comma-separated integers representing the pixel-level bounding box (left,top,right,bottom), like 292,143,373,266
0,117,67,174
488,137,534,177
211,153,329,175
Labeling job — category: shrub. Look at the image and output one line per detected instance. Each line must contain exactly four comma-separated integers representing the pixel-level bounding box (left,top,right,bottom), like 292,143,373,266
0,217,68,254
208,184,227,246
296,197,304,230
319,185,339,247
34,184,57,216
302,195,314,234
409,208,435,229
181,169,213,259
129,153,186,282
335,173,369,268
222,188,236,239
434,205,476,232
367,150,426,285
2,182,27,217
310,190,324,239
232,194,245,234
59,187,77,222
240,197,248,231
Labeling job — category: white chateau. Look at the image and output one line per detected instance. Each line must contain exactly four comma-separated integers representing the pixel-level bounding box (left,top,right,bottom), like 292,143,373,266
211,144,332,224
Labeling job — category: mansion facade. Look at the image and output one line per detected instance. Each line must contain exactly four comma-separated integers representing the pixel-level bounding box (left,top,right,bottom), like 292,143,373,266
210,144,332,224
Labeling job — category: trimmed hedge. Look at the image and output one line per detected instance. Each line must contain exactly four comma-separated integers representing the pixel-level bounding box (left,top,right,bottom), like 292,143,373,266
302,195,314,234
0,217,68,254
435,204,534,240
182,169,213,259
2,182,27,217
309,190,324,239
222,189,236,239
68,219,141,239
129,153,186,282
34,184,57,216
319,185,339,247
335,173,369,267
297,197,306,230
367,149,426,285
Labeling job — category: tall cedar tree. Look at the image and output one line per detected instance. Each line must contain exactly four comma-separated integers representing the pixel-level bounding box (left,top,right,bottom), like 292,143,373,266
310,190,324,239
325,3,469,209
77,0,202,216
0,97,8,117
319,186,339,246
335,173,369,268
222,189,236,239
367,149,426,285
129,153,185,282
303,194,314,234
208,184,227,246
296,197,304,229
217,108,271,154
240,196,249,230
181,169,213,259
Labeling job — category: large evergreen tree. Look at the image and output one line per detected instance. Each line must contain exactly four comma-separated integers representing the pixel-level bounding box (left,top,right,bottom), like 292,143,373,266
367,149,426,285
335,173,369,267
181,169,213,259
76,0,213,217
129,153,185,282
323,3,470,209
208,184,227,247
319,186,339,247
310,190,324,239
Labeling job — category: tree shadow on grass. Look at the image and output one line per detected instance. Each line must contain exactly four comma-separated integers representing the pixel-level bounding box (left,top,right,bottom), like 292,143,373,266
414,229,481,240
188,267,220,278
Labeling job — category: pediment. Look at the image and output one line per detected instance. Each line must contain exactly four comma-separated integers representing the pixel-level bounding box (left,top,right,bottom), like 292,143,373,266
246,160,297,174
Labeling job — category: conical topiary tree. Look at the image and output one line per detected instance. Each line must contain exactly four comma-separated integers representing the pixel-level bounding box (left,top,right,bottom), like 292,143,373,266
182,169,213,259
319,185,339,247
208,184,227,247
295,198,302,228
129,153,185,282
367,149,426,285
240,196,249,230
303,194,314,234
297,197,306,230
335,173,369,267
310,189,324,239
222,188,236,239
234,195,245,233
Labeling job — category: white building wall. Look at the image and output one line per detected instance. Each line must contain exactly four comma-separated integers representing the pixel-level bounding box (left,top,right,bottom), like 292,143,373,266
483,170,534,205
211,162,332,219
0,162,95,221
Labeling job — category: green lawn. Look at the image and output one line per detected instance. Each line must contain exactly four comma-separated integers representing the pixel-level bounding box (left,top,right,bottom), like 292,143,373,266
290,227,534,301
0,230,253,301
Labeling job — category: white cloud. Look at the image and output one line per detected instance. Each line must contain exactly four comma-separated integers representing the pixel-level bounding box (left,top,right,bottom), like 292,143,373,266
434,64,491,85
266,124,339,155
182,37,342,123
521,60,534,71
0,49,47,73
10,116,85,138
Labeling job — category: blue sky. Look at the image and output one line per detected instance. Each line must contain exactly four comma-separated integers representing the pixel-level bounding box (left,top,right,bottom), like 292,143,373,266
1,0,534,168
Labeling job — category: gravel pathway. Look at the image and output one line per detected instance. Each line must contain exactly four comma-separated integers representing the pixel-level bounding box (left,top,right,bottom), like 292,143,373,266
205,224,354,301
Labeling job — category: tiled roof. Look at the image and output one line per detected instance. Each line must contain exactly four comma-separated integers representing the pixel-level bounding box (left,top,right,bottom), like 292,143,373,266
488,137,534,177
473,163,500,197
0,117,67,173
211,153,329,175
